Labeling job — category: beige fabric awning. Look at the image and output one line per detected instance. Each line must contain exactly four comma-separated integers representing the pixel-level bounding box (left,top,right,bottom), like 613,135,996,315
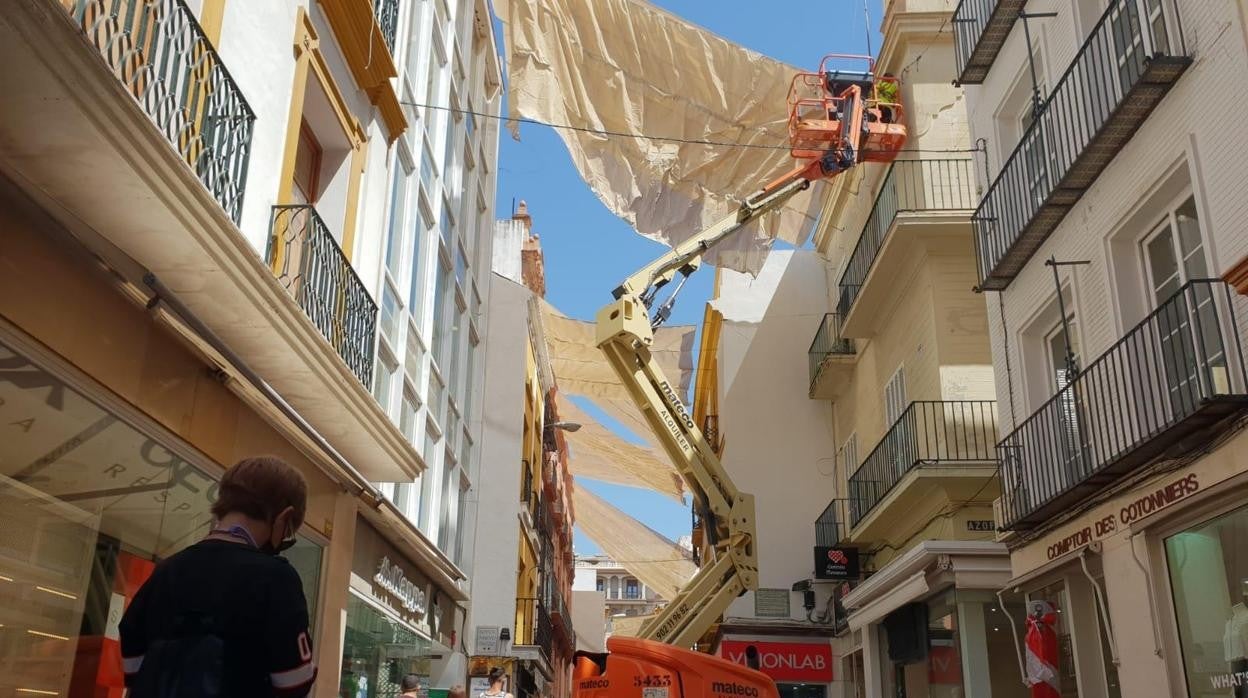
608,613,653,638
540,301,692,499
497,0,824,274
540,300,694,443
573,486,695,601
558,397,685,500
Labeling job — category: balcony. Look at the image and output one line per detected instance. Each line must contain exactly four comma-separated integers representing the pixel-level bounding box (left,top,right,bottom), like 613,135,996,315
66,0,255,223
267,205,378,386
808,313,856,400
318,0,406,141
952,0,1027,85
815,498,852,547
374,0,400,54
837,159,978,333
549,589,575,648
515,597,553,658
0,0,420,481
973,0,1191,290
998,281,1248,530
849,401,999,531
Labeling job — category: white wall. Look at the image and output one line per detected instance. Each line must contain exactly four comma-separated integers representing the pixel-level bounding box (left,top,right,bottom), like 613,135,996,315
573,566,598,591
713,250,840,622
965,0,1248,434
572,590,607,653
465,274,531,652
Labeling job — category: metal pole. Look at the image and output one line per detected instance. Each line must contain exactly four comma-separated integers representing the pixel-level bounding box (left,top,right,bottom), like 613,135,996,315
1019,13,1060,116
1045,256,1091,378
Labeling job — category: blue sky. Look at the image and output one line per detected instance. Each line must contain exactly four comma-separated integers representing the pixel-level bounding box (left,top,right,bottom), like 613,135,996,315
493,1,883,555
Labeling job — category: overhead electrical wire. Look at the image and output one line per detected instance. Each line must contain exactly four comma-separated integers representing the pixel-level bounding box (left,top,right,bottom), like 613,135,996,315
401,101,982,156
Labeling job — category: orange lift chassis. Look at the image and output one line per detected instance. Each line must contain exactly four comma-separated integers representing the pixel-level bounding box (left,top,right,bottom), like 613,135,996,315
575,55,906,698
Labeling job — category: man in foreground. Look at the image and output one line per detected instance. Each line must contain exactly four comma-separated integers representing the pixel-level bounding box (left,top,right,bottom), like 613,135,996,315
120,456,317,697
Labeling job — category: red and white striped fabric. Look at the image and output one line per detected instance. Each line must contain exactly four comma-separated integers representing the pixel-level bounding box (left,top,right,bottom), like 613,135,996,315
1025,601,1060,698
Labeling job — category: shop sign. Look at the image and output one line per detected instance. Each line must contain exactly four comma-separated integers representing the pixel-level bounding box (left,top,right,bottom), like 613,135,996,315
720,641,834,682
1044,473,1200,561
965,520,994,531
813,546,860,580
374,556,427,616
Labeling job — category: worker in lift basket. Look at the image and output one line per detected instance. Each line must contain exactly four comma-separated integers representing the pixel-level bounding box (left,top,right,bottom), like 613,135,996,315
875,74,899,124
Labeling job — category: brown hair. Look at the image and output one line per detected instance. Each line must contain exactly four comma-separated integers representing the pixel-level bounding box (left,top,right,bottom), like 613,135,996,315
210,456,307,527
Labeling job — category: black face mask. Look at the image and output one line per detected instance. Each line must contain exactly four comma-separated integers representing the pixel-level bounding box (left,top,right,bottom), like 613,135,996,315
261,521,298,555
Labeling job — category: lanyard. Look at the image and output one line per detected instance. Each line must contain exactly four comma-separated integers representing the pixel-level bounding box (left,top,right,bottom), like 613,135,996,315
209,524,260,548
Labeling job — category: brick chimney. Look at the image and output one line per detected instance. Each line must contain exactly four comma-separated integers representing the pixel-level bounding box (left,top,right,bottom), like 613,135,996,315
516,200,546,298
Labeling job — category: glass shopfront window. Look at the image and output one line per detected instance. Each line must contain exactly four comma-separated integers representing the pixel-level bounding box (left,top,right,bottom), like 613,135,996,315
340,593,433,698
878,590,1031,698
0,338,324,697
1166,503,1248,697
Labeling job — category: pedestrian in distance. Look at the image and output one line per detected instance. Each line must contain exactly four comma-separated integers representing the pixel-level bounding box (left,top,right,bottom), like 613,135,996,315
450,684,467,698
119,455,317,698
479,668,514,698
400,674,423,698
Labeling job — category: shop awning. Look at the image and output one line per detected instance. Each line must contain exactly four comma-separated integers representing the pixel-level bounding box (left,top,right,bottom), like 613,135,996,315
496,0,824,275
572,486,695,601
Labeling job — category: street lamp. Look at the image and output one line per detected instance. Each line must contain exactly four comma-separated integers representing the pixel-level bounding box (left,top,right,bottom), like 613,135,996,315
547,421,582,433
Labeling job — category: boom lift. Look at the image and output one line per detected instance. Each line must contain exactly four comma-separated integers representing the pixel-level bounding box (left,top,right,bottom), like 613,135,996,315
574,56,906,698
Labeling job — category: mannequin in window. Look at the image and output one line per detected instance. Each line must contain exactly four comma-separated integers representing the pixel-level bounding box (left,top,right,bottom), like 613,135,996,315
1226,580,1248,697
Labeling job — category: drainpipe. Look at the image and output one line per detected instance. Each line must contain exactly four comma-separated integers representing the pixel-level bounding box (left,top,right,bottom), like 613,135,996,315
143,273,383,507
1079,550,1119,665
996,588,1028,688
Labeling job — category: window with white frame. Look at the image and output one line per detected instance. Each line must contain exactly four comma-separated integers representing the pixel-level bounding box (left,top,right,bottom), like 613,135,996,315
437,454,457,551
373,346,398,415
427,368,445,429
1142,195,1207,302
1141,194,1223,413
402,0,426,89
420,420,440,532
454,474,470,565
430,248,451,368
384,152,413,281
408,193,431,317
839,432,859,480
884,366,907,426
400,387,420,443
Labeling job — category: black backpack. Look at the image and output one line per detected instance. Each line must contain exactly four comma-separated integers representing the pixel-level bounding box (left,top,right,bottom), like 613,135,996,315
128,609,226,698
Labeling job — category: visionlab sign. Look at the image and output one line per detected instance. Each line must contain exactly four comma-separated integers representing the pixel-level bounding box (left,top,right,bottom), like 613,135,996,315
720,641,834,682
813,545,860,580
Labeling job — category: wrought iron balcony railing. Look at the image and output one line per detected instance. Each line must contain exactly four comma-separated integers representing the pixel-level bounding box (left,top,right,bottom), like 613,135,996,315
952,0,1027,84
515,597,553,656
66,0,255,224
837,159,978,319
815,497,852,547
998,281,1248,530
973,0,1191,290
549,588,575,646
267,205,378,385
808,313,855,392
849,401,999,527
374,0,400,55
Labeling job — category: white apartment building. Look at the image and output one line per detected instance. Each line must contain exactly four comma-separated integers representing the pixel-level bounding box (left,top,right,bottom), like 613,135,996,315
956,0,1248,696
691,251,845,698
0,0,500,696
574,554,667,620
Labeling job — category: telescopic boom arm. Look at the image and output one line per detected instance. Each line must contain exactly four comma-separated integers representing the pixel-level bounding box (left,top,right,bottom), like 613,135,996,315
593,82,875,648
